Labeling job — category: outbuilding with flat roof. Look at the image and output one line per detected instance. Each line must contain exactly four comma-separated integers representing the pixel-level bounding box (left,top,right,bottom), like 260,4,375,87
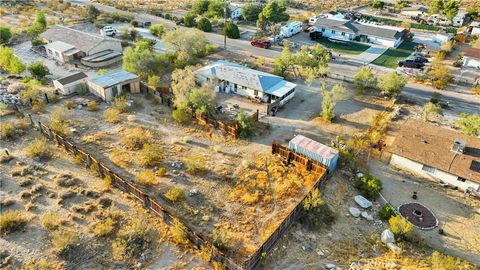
87,70,140,102
53,72,88,95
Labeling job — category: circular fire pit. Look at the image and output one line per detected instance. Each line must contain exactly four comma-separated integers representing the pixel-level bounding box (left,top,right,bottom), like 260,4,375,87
398,203,438,230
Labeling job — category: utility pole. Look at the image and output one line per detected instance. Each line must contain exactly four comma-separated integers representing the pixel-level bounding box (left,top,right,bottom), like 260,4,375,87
224,0,227,49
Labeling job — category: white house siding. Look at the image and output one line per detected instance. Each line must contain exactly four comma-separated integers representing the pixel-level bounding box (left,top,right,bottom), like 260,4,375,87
314,28,354,41
230,8,241,19
367,36,396,47
401,10,424,17
390,154,480,191
278,90,295,106
88,40,122,55
46,48,67,62
463,58,480,69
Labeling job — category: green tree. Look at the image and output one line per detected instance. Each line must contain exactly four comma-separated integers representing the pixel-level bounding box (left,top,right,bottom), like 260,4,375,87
193,0,210,15
356,173,383,200
86,4,100,22
241,2,263,22
147,75,161,89
299,188,336,230
320,84,346,122
377,71,406,97
422,102,443,122
236,109,254,138
428,60,452,89
197,17,212,32
28,61,49,79
205,0,226,18
162,28,208,65
188,84,215,115
0,26,12,44
354,66,376,94
443,0,459,20
172,102,191,124
171,66,197,107
28,10,47,37
224,21,240,39
149,24,166,38
0,46,25,75
371,0,385,9
455,113,480,136
183,13,196,27
259,1,289,23
429,0,444,15
273,40,295,77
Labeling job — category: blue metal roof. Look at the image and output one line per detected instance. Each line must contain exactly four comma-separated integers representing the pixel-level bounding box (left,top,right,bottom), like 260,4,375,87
89,69,139,88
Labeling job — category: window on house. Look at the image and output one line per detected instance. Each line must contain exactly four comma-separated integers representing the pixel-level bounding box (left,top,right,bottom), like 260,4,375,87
341,32,345,36
254,90,258,96
332,30,336,34
457,177,466,182
321,28,325,32
422,165,436,174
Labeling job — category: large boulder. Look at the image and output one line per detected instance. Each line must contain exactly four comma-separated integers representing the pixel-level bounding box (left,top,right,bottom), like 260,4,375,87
349,207,361,217
354,195,372,209
381,229,394,244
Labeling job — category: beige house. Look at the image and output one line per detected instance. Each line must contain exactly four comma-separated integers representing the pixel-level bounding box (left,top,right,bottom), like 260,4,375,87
390,119,480,192
40,25,123,67
87,70,140,102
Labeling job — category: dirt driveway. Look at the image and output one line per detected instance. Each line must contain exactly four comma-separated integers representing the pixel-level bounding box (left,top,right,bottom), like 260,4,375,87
369,159,480,265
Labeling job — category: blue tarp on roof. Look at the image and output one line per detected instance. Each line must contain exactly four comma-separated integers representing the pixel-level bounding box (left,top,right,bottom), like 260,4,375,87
89,69,138,88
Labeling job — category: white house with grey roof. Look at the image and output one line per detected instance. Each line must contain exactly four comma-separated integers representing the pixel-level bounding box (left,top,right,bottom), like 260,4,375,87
196,60,296,106
40,25,123,67
87,69,140,102
312,16,406,48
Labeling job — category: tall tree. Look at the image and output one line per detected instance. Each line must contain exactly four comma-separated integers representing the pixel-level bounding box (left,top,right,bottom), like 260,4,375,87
28,10,47,36
429,0,444,14
224,21,240,39
320,84,347,122
86,4,100,22
259,1,289,23
443,0,459,20
162,28,208,65
0,46,25,75
197,17,212,32
422,102,443,122
171,66,197,107
455,113,480,136
377,71,407,97
28,61,49,79
0,26,12,44
192,0,210,15
241,2,263,22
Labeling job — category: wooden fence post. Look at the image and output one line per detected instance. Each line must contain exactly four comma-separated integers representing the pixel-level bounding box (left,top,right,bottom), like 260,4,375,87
28,114,34,126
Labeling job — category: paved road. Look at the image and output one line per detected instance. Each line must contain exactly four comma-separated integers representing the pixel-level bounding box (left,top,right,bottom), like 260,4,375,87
68,0,480,115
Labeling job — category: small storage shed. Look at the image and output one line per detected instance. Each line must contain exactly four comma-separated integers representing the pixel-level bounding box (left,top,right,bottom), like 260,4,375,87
87,70,140,102
53,72,88,95
288,135,339,174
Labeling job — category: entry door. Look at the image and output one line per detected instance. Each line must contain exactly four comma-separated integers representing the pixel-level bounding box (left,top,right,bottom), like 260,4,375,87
111,86,118,98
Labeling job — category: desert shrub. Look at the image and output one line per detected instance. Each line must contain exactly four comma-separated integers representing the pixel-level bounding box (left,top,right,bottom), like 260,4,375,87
120,127,153,150
299,188,336,230
51,230,80,252
430,251,476,270
40,211,62,231
50,107,70,136
0,210,27,234
112,218,149,260
156,167,167,176
136,170,158,186
379,204,397,221
212,228,234,251
25,137,49,158
104,175,113,188
65,100,75,110
86,101,98,111
138,143,163,167
199,245,214,262
92,218,116,237
21,258,65,270
104,108,121,123
355,173,383,200
165,187,184,202
172,106,191,124
0,118,29,139
389,215,413,240
185,153,207,174
170,219,189,245
31,100,45,113
113,95,129,113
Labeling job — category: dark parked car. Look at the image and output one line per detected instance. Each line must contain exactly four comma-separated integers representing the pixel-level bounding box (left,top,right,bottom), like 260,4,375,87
251,39,271,49
408,56,429,63
398,59,425,69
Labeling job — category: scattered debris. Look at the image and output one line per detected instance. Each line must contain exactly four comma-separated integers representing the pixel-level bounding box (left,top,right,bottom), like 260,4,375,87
354,195,372,209
361,211,373,221
349,207,361,217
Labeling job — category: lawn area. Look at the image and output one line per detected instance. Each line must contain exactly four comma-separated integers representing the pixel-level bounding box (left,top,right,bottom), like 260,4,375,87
315,37,371,55
371,40,418,68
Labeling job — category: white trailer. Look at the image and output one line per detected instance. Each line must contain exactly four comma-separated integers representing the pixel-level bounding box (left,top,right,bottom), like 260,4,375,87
280,21,302,38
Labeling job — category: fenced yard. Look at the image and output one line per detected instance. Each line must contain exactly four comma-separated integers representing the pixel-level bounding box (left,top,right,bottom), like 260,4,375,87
371,40,417,68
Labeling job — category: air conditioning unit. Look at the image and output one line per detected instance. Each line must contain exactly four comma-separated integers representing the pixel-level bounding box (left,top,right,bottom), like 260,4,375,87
451,139,466,153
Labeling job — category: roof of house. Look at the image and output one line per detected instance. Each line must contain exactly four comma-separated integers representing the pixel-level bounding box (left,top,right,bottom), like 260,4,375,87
401,5,429,13
463,47,480,59
391,119,480,184
45,41,76,52
289,135,339,160
40,25,117,53
196,60,296,97
314,18,405,40
89,69,139,88
54,72,88,86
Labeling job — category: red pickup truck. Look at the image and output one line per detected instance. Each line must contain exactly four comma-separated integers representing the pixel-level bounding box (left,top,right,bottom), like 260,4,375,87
250,39,271,49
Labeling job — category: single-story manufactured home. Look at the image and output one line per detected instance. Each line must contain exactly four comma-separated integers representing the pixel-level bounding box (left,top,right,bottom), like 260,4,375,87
40,25,123,67
196,60,296,107
312,17,406,48
87,70,140,102
390,119,480,192
400,5,429,17
462,47,480,69
53,72,88,95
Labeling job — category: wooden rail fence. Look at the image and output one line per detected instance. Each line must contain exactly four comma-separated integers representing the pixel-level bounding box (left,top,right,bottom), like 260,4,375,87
18,108,326,270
